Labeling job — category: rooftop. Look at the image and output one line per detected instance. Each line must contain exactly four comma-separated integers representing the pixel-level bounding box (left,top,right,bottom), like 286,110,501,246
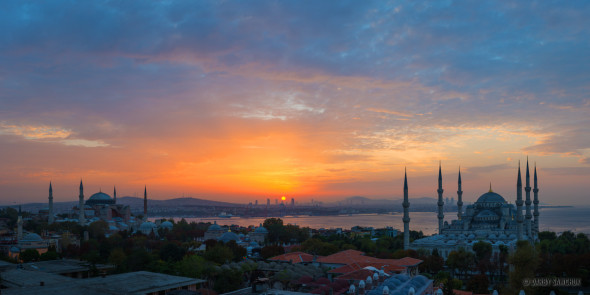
269,252,317,264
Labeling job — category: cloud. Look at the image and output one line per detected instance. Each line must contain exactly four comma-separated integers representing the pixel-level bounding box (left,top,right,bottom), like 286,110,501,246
366,108,413,118
466,163,512,174
0,122,71,139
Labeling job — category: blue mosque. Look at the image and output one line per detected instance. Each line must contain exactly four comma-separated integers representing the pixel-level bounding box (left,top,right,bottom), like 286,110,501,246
402,159,540,258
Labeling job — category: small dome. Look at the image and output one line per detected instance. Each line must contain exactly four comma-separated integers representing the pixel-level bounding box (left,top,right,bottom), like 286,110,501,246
22,233,42,242
476,191,506,204
139,222,157,235
218,232,239,243
160,221,173,229
208,221,222,232
254,224,268,233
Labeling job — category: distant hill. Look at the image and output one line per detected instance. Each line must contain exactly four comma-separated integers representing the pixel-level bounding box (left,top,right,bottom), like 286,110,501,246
7,196,243,214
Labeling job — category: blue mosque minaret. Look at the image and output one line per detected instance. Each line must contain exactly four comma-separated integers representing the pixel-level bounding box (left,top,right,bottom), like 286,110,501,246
516,162,524,240
402,168,410,250
79,180,85,225
437,162,444,234
457,167,463,220
48,181,54,224
525,158,533,238
533,164,540,233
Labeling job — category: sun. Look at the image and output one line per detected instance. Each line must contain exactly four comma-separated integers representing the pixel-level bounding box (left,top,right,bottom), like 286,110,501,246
281,196,286,201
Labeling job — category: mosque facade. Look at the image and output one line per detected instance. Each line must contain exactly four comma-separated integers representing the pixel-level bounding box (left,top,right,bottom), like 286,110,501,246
403,160,540,258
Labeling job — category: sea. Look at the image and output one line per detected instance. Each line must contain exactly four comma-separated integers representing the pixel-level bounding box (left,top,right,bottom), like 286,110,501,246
154,206,590,236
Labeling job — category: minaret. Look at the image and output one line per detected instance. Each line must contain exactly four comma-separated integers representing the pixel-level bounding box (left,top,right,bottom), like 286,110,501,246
48,181,54,224
533,164,540,234
143,186,148,221
525,158,532,239
403,168,410,250
516,162,524,240
437,162,444,234
79,180,85,225
113,186,117,204
17,206,23,241
457,167,463,220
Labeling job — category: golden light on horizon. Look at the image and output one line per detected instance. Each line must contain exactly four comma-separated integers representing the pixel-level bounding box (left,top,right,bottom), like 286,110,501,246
281,196,286,201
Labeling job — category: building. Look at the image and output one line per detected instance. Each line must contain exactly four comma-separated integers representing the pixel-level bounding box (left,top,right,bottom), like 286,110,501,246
204,221,225,241
1,269,204,295
249,224,268,244
314,249,422,277
406,160,540,258
8,233,49,261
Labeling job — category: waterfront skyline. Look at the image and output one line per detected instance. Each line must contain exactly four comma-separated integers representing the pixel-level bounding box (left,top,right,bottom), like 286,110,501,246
1,1,589,204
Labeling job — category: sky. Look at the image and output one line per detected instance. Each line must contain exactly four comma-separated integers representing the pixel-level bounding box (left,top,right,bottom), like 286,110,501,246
1,1,589,205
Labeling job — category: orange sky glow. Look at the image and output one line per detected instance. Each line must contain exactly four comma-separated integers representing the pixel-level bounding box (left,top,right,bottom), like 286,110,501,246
1,2,589,206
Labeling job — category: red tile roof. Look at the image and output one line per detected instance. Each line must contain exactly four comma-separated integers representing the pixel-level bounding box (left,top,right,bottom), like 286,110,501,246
268,251,317,263
392,257,423,267
316,249,368,265
327,262,405,274
336,268,375,281
317,249,422,270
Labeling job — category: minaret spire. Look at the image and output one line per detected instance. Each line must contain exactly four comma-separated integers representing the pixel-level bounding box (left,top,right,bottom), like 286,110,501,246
457,167,463,220
402,168,410,250
516,161,524,240
113,186,117,204
143,186,148,221
525,157,532,239
79,179,85,226
48,181,54,224
437,161,444,234
533,163,540,235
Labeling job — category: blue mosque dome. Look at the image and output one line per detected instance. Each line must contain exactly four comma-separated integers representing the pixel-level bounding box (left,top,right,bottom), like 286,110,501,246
476,191,506,204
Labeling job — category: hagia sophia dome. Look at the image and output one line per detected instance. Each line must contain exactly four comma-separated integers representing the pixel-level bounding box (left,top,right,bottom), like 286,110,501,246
86,191,115,206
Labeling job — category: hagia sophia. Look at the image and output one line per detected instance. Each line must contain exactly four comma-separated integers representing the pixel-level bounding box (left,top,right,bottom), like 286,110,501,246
8,181,172,259
403,159,540,258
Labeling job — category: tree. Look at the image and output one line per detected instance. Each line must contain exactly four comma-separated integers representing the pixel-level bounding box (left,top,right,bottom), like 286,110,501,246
508,240,538,294
213,268,243,293
40,250,59,261
467,274,489,294
160,242,186,262
20,249,40,262
108,248,127,272
261,245,285,259
204,244,234,264
225,240,247,261
473,241,492,261
175,255,214,279
263,218,284,244
88,220,109,240
446,247,475,279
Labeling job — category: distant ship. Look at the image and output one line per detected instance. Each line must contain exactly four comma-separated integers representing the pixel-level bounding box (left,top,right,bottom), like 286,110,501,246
218,212,233,218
